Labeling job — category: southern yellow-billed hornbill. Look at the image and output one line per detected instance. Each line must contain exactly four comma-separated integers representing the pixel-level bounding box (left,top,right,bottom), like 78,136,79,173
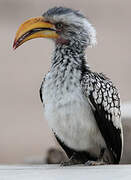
13,7,123,165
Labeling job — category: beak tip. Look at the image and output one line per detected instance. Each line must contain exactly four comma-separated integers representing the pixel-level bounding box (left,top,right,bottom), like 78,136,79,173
13,40,17,50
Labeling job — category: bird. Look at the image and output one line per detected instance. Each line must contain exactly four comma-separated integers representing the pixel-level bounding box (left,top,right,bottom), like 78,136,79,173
13,7,123,165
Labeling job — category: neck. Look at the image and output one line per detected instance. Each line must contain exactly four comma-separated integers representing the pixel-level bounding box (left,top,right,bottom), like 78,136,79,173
48,44,90,93
51,44,89,75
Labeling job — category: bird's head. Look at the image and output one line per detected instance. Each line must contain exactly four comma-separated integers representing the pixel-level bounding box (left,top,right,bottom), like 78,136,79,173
13,7,96,50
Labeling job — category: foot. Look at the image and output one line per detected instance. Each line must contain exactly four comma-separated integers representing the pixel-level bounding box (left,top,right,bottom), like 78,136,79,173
85,148,108,166
60,156,82,166
85,160,106,166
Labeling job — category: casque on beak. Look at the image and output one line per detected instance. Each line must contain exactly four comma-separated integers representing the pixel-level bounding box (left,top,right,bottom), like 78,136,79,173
13,16,59,49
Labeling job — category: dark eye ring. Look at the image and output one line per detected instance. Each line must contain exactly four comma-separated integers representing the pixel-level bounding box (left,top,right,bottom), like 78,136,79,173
55,23,63,29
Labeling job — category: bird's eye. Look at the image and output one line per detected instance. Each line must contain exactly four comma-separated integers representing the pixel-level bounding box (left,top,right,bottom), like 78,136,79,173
55,23,63,29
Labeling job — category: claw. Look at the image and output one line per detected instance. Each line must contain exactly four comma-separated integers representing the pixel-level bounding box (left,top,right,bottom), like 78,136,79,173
85,160,106,166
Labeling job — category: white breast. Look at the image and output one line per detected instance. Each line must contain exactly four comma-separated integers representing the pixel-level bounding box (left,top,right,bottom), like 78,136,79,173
42,71,106,156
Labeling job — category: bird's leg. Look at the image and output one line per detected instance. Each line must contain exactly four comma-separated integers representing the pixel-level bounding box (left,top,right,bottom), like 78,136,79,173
85,148,108,166
60,153,82,166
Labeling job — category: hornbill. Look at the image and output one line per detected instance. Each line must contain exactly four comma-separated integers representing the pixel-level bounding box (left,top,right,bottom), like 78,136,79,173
13,7,123,165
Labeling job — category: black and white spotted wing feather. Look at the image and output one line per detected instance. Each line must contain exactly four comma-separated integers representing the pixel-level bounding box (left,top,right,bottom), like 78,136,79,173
82,72,123,164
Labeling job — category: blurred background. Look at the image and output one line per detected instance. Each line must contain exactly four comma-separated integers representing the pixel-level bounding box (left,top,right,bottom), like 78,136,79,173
0,0,131,164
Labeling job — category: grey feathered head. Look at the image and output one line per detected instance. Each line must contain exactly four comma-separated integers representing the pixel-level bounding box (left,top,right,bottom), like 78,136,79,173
43,7,97,48
13,7,96,50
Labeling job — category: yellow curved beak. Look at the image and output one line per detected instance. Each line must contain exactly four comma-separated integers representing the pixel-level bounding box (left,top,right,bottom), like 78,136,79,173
13,16,59,49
